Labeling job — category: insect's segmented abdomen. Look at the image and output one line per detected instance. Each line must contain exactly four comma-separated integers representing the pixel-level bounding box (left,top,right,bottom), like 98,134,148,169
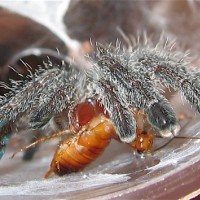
45,115,115,177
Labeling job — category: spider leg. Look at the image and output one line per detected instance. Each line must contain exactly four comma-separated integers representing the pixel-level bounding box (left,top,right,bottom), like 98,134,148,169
121,68,177,134
29,90,70,129
154,62,200,113
0,63,79,158
29,66,85,129
134,48,200,113
0,67,62,129
0,70,59,158
94,78,137,143
123,68,178,136
94,45,178,138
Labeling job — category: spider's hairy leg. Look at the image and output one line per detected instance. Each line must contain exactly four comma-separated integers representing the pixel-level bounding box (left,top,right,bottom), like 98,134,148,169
29,88,70,129
29,66,85,129
136,49,200,113
124,70,178,136
120,69,178,136
94,79,137,143
126,76,178,136
94,45,178,137
0,64,75,158
0,71,58,157
146,100,179,137
0,67,63,128
156,64,200,113
24,66,85,160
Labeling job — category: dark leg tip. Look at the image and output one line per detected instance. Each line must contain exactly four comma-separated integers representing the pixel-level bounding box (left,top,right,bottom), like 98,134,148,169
147,101,177,136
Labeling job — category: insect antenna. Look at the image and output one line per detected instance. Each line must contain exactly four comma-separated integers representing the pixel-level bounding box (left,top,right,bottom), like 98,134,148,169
10,129,72,159
154,135,200,152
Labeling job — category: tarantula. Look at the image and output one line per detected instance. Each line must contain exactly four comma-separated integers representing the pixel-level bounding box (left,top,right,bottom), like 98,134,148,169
0,39,199,161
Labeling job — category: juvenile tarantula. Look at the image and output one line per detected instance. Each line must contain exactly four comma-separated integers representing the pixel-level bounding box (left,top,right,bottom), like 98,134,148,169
0,39,199,160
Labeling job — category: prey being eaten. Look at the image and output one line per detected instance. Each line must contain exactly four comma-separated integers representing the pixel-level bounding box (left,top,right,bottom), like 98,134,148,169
0,38,199,174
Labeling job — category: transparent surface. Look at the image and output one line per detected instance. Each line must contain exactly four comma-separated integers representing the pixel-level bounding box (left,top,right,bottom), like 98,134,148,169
0,95,200,199
0,1,200,199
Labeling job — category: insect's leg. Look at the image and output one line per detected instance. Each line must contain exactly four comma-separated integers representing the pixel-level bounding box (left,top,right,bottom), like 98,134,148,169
10,129,71,159
44,168,54,178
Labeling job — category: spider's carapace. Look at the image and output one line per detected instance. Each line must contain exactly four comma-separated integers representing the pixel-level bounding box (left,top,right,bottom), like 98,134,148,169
45,99,154,177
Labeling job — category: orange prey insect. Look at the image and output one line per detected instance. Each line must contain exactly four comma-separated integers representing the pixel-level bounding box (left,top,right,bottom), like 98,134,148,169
11,98,154,177
44,99,154,177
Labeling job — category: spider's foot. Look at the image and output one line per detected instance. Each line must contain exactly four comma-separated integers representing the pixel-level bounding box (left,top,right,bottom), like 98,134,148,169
120,132,136,143
159,124,180,138
147,101,178,138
